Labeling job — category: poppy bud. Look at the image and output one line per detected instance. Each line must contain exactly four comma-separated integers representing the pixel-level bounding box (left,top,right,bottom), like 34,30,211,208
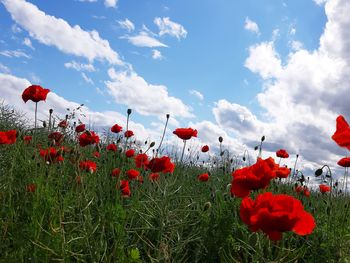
127,109,132,115
166,114,170,119
230,158,233,163
242,156,246,161
150,142,155,147
261,136,265,142
145,141,148,144
315,168,323,176
49,109,53,114
218,136,223,143
220,151,224,156
296,154,299,158
43,121,47,128
65,114,69,120
254,146,259,151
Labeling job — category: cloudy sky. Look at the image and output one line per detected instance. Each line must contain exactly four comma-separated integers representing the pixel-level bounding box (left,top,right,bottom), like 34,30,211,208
1,0,349,178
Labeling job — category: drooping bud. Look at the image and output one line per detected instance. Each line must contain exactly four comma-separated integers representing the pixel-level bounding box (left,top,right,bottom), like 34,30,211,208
218,136,223,143
150,142,155,147
127,109,132,115
315,168,323,177
261,135,265,142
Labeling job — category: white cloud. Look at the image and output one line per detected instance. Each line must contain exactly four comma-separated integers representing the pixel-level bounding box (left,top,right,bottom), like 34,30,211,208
118,19,135,32
106,67,193,119
290,40,303,51
0,49,31,59
154,17,187,39
189,89,204,100
81,72,94,84
2,0,123,65
23,37,34,49
314,0,328,5
244,17,260,35
64,61,96,72
122,31,168,48
244,42,282,79
11,24,22,33
104,0,118,8
0,63,10,73
152,49,164,60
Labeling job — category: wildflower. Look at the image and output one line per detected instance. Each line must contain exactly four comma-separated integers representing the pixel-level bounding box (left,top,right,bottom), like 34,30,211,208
319,184,331,194
332,115,350,150
127,169,140,180
149,173,160,182
39,147,62,163
23,135,32,144
240,192,316,241
147,156,175,174
337,157,350,167
93,151,100,158
111,124,123,133
201,145,209,153
173,128,197,140
124,130,134,138
79,160,97,173
58,120,68,128
135,153,149,169
125,149,135,158
75,123,85,133
230,157,277,198
79,131,99,147
275,167,291,179
26,183,36,193
48,132,64,145
111,168,121,177
198,173,209,182
106,143,117,152
22,85,50,103
119,180,131,197
276,149,289,158
0,130,17,144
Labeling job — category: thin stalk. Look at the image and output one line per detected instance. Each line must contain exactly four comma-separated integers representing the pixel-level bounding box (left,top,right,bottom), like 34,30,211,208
180,140,187,163
156,114,169,156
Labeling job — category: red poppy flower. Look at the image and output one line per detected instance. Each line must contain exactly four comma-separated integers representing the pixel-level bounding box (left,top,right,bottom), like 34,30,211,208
230,157,277,198
106,143,117,152
127,169,140,180
337,157,350,167
111,168,121,177
23,135,32,144
125,149,135,158
276,149,289,158
119,180,131,197
147,156,175,174
0,130,17,144
22,85,50,103
198,173,209,182
75,124,85,133
173,128,197,140
39,147,61,163
319,184,331,194
111,124,123,133
240,192,316,241
79,160,97,173
275,167,290,179
79,131,99,147
137,175,144,184
303,187,311,197
58,120,68,128
135,153,149,168
294,185,303,193
201,145,209,153
332,115,350,150
93,151,100,158
124,130,134,138
26,183,36,193
149,173,160,182
48,132,64,145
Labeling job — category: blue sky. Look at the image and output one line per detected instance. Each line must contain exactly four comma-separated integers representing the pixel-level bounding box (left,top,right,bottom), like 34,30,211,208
2,0,350,179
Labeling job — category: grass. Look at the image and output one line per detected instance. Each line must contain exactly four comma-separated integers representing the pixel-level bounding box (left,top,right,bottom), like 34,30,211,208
0,105,350,262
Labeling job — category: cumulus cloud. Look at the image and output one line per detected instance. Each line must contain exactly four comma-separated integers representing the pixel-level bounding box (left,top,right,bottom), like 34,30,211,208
154,17,187,39
152,49,164,60
245,42,282,79
23,37,34,49
104,0,117,8
2,0,123,65
121,31,168,48
105,68,193,119
118,19,135,32
189,89,204,100
64,61,96,72
244,17,260,35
